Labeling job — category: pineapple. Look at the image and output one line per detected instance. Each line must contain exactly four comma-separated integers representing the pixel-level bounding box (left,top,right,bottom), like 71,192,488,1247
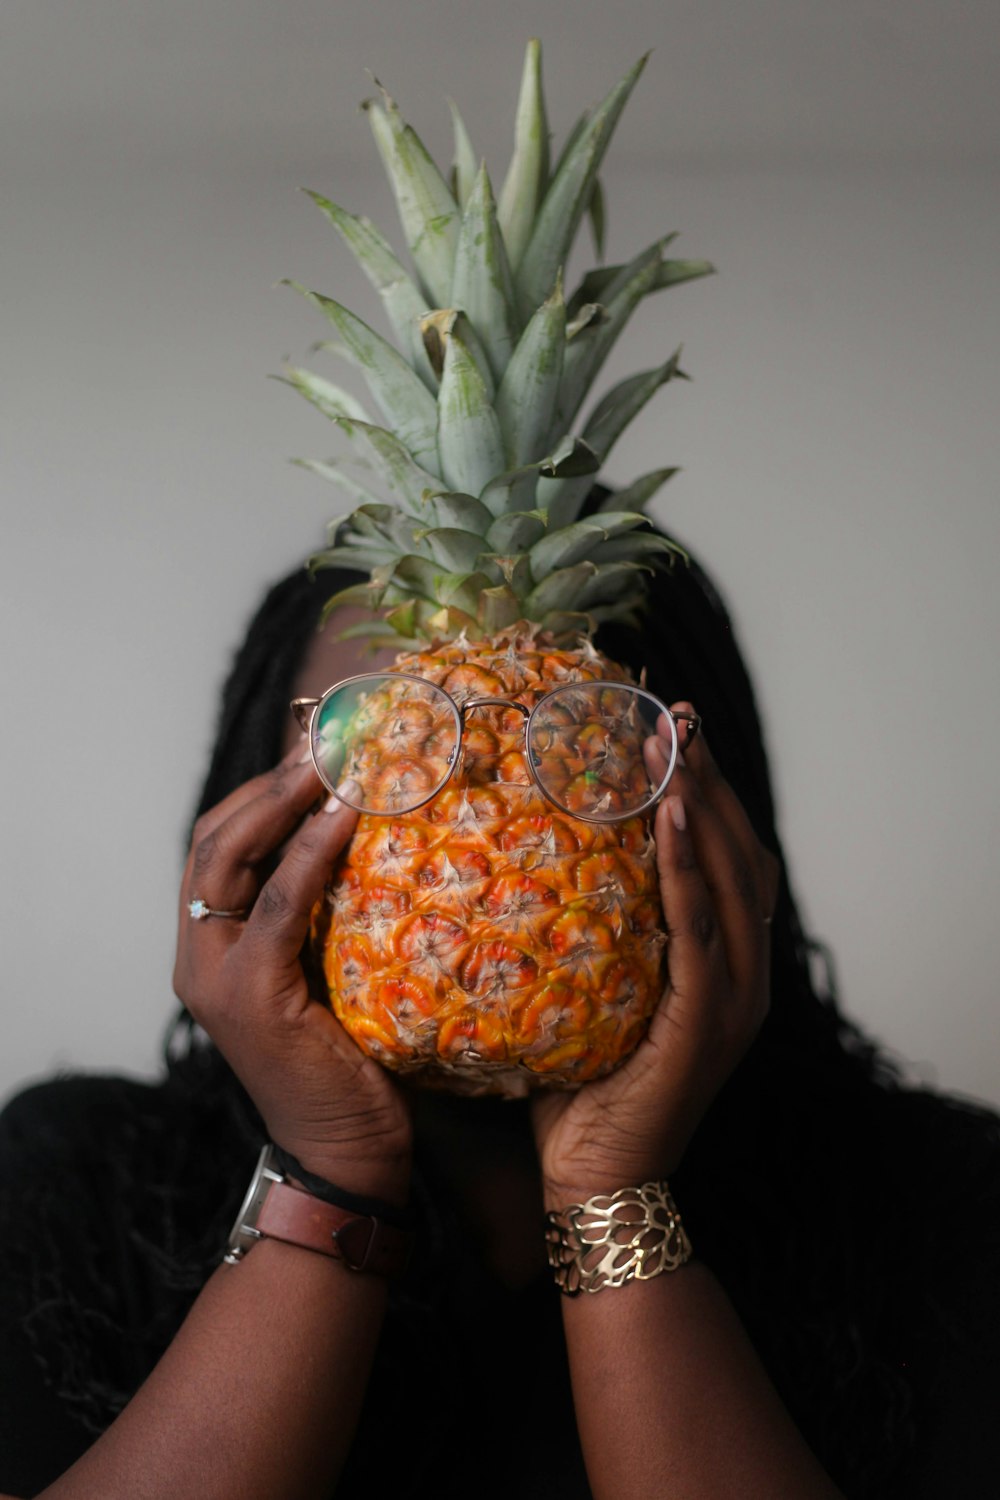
284,42,713,1095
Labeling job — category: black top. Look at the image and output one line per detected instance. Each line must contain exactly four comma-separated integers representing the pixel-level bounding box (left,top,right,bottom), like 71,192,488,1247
1,1071,999,1498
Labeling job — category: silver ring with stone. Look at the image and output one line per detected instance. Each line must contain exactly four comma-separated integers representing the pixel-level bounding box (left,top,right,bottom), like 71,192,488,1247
187,897,248,922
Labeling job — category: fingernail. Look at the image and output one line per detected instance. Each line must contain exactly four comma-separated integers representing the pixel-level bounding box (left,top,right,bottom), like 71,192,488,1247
325,778,362,811
668,795,686,832
298,736,313,763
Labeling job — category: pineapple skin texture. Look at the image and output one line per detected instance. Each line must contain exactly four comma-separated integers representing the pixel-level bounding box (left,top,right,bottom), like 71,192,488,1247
312,630,666,1097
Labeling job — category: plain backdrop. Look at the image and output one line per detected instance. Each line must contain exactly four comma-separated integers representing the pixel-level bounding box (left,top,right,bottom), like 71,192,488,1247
2,0,998,1110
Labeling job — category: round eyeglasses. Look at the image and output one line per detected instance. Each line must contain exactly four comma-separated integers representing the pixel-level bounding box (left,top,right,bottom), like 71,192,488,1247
291,674,700,825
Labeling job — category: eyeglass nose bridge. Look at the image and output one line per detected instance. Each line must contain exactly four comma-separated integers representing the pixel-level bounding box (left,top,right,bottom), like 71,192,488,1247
450,696,531,775
458,695,531,728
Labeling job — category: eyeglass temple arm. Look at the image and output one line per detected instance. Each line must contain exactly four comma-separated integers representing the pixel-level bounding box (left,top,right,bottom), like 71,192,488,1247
291,697,321,733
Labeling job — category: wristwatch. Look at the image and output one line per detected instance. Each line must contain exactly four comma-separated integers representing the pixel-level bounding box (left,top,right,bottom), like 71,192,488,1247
225,1144,411,1276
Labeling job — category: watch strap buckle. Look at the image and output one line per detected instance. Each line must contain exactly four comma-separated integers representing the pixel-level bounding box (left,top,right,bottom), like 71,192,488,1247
332,1215,378,1272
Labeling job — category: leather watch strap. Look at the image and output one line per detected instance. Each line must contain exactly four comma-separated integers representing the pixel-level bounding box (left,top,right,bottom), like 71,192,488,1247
256,1179,411,1276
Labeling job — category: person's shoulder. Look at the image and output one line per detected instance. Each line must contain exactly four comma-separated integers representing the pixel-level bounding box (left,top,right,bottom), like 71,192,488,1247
872,1081,1000,1493
868,1081,1000,1266
873,1080,1000,1197
0,1073,204,1485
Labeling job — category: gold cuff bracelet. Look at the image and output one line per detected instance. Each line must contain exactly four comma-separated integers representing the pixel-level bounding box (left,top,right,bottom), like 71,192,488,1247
544,1180,693,1295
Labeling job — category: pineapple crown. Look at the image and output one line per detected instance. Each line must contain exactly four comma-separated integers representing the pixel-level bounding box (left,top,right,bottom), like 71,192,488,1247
280,41,714,649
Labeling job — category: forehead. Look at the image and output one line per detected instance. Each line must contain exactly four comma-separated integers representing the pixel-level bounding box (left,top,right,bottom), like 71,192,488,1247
283,605,399,752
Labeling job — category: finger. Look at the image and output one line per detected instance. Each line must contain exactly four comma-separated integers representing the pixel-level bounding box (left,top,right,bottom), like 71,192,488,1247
242,785,361,979
185,734,315,856
660,704,778,918
650,787,729,1012
648,738,768,998
180,750,324,913
646,759,728,979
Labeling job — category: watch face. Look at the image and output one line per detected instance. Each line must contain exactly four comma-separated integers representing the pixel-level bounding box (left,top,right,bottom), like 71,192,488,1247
225,1144,282,1262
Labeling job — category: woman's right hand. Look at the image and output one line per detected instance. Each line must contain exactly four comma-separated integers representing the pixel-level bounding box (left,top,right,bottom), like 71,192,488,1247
173,739,412,1206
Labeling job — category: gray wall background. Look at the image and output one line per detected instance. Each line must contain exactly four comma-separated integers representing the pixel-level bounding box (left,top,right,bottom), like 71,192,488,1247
3,1,998,1109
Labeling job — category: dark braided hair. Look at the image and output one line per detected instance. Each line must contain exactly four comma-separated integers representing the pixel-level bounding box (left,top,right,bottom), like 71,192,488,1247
4,535,998,1496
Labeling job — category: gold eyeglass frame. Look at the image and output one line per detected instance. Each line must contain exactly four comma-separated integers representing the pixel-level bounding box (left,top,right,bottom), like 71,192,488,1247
292,673,700,825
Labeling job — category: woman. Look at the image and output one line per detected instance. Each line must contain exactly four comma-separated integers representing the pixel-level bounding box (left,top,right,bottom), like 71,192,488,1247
1,548,997,1498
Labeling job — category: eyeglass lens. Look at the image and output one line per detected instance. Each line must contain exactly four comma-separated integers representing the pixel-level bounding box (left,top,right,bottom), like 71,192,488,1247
529,684,668,820
312,676,459,814
312,675,670,820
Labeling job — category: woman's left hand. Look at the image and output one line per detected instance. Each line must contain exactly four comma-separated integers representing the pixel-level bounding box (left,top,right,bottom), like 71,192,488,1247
532,705,780,1205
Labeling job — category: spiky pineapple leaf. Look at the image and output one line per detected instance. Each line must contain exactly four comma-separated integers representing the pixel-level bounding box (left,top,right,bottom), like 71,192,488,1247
390,553,444,601
309,541,397,575
574,560,654,608
479,437,600,519
423,489,496,535
587,591,648,627
348,502,428,556
416,526,496,576
593,467,679,513
344,505,392,541
485,510,547,553
538,610,596,638
541,327,682,536
495,274,566,467
565,239,675,313
331,618,423,648
447,99,479,208
477,469,541,521
515,52,648,316
648,255,717,288
288,52,713,648
533,476,592,533
586,176,606,260
436,325,506,497
274,366,371,423
478,584,524,634
383,597,444,640
420,309,494,395
567,252,715,317
328,417,442,511
291,457,383,508
318,577,405,616
283,282,438,469
543,434,602,475
426,604,480,638
363,88,460,308
565,301,607,340
554,238,666,430
497,38,550,273
450,165,517,383
581,350,687,470
547,104,590,183
302,191,435,388
523,562,598,616
434,569,498,616
528,511,650,577
482,552,533,595
588,531,686,566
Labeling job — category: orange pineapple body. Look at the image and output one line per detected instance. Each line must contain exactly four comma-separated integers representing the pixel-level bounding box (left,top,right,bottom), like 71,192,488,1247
313,630,666,1097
